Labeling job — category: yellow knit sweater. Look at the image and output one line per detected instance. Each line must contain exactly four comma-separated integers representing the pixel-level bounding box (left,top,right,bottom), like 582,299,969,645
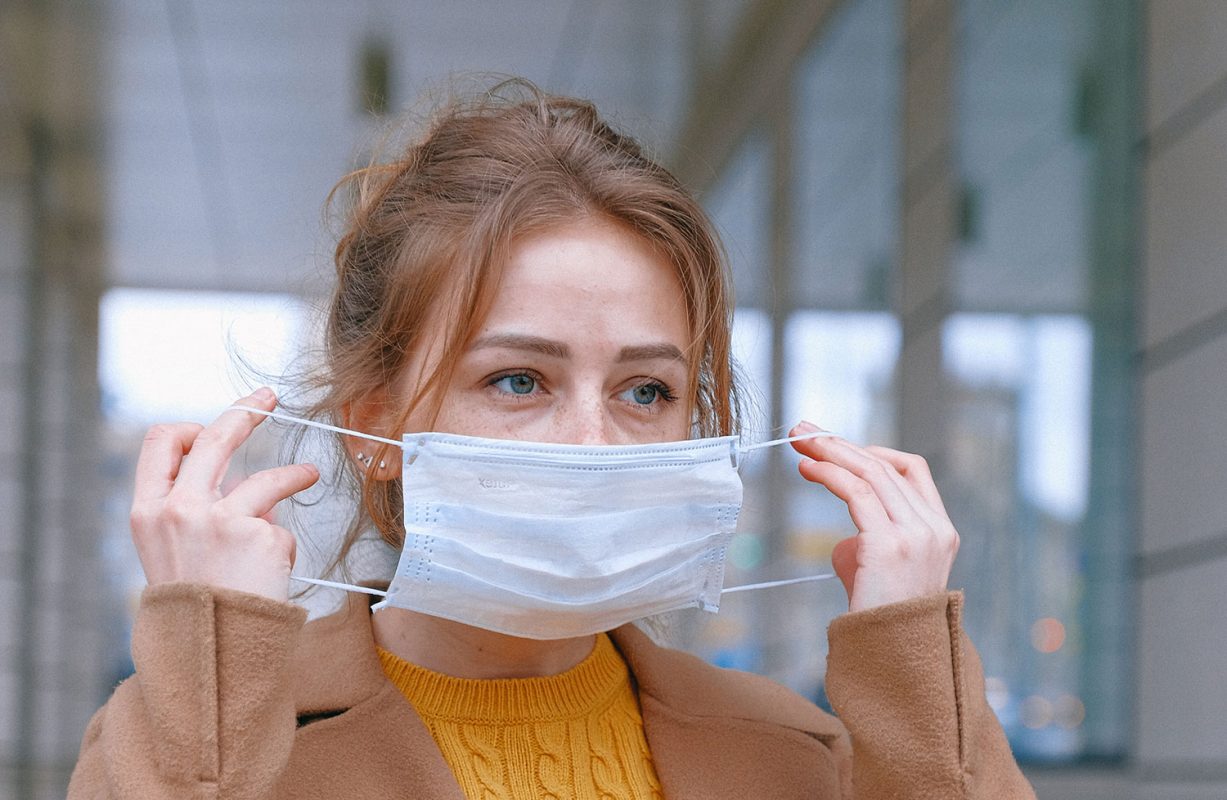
377,634,663,800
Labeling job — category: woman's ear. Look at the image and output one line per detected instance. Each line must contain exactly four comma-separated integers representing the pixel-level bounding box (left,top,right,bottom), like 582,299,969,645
342,391,404,481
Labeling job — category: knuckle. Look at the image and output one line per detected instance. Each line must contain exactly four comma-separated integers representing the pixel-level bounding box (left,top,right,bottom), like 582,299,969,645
863,461,892,483
142,424,175,444
848,480,877,501
143,422,201,445
128,501,154,531
932,520,956,541
205,503,232,528
192,427,228,448
164,498,199,527
271,526,295,552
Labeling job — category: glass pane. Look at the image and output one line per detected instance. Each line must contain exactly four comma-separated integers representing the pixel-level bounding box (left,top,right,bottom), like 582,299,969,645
793,0,899,310
953,0,1132,761
955,0,1097,311
705,132,771,309
691,310,902,698
943,313,1093,758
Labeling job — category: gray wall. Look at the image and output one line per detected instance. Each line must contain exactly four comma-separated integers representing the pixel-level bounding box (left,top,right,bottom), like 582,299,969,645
0,2,109,798
1135,0,1227,788
1030,1,1227,797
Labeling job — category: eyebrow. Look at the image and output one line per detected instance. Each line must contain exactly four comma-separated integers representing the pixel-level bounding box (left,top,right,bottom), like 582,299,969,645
470,333,570,358
469,334,687,365
616,343,687,364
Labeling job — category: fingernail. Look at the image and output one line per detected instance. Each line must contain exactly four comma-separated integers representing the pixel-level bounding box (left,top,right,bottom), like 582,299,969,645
796,420,819,433
254,387,274,402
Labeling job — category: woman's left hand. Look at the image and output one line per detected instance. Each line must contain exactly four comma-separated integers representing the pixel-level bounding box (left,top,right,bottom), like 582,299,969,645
789,421,959,613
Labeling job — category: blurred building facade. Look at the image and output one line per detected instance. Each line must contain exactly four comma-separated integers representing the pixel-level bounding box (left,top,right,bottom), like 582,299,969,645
1,2,111,797
2,0,1226,797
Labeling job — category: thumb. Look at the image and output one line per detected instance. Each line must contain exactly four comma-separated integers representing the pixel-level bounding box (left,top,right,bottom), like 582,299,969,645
831,536,859,602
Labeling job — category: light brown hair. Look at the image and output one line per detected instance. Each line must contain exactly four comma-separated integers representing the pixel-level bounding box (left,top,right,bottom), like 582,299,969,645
303,80,742,565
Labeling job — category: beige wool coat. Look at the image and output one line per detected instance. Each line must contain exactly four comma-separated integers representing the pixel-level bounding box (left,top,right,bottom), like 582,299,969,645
69,583,1035,799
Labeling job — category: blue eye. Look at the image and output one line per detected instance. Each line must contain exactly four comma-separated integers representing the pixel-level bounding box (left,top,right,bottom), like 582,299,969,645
622,381,675,407
630,384,659,405
492,373,537,395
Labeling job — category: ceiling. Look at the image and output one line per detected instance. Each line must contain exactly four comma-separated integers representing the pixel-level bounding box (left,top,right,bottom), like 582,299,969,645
98,0,1101,315
103,0,733,296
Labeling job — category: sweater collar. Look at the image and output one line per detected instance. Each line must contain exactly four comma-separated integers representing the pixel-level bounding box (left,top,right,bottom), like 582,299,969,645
376,633,629,723
291,590,841,743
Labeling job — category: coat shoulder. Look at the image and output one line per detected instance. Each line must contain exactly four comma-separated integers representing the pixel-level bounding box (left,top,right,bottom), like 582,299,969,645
610,625,847,743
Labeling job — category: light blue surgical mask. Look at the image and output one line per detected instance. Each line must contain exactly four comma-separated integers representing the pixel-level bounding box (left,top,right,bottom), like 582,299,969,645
238,407,835,639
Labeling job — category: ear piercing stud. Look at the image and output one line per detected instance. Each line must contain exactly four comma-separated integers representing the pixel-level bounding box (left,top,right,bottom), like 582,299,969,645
356,453,386,470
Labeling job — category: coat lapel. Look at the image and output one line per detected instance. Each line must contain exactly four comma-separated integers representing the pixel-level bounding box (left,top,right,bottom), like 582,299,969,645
289,592,388,714
611,624,851,800
284,593,466,800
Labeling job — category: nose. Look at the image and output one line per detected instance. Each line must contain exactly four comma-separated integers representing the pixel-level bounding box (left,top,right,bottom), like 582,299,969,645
553,395,613,445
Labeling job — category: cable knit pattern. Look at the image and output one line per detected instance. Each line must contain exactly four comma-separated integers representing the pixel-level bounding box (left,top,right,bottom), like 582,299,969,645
378,634,663,800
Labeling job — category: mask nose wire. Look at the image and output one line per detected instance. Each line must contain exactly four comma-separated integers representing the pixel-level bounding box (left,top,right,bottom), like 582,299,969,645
227,405,405,449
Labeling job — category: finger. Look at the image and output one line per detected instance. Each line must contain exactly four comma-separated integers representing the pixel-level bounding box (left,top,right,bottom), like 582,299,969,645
864,445,948,515
133,422,204,503
792,433,922,526
278,525,298,570
217,463,320,519
841,442,938,527
797,458,892,532
831,536,859,600
175,388,277,491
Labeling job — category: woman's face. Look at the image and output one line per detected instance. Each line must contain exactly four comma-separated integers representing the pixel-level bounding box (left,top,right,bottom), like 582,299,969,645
403,218,693,445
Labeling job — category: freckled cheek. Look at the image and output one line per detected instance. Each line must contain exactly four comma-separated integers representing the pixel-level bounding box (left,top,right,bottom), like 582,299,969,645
433,395,530,440
434,401,488,437
661,411,692,442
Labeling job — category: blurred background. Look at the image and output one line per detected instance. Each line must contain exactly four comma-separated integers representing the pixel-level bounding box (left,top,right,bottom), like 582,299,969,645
1,0,1223,797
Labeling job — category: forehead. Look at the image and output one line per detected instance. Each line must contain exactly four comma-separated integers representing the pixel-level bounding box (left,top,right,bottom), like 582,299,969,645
479,219,689,343
501,219,676,289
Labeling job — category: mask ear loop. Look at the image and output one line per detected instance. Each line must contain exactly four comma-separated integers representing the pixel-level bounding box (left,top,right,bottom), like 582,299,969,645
720,574,835,594
720,429,840,592
292,576,388,597
228,405,406,600
227,405,405,449
731,429,836,469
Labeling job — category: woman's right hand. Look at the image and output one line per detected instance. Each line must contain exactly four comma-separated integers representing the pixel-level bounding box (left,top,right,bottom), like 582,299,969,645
128,387,320,603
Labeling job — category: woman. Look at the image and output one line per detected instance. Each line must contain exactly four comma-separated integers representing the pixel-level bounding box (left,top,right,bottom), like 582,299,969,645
70,83,1034,799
